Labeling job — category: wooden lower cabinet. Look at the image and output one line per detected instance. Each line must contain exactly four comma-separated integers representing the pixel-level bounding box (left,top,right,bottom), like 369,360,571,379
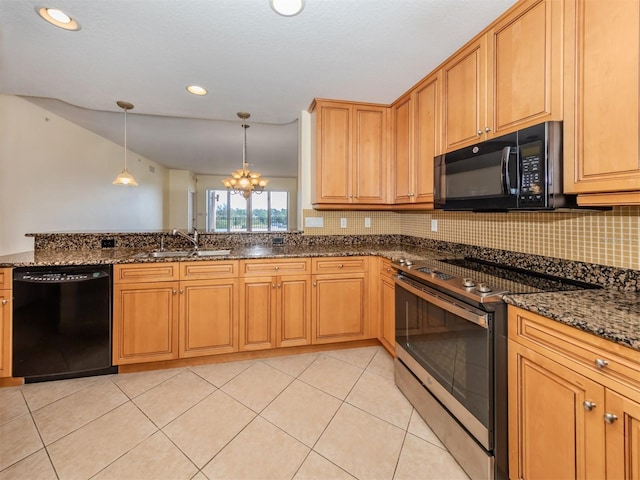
239,274,311,351
180,279,238,357
378,259,396,355
312,272,369,344
509,305,640,480
0,266,11,377
113,281,180,365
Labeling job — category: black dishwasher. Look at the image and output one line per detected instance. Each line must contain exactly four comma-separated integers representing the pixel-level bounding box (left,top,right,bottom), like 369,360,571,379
12,265,117,382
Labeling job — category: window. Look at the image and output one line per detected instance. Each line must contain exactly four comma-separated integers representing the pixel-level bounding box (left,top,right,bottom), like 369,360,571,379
206,190,289,232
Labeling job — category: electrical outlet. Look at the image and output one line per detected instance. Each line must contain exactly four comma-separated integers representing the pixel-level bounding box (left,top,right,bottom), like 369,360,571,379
340,218,347,228
364,217,371,228
431,219,438,232
101,238,115,248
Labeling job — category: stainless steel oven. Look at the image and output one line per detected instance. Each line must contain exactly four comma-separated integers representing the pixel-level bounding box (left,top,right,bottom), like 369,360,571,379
393,257,600,480
394,266,507,480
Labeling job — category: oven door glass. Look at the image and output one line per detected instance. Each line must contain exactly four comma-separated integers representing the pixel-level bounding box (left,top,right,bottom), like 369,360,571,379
395,283,492,432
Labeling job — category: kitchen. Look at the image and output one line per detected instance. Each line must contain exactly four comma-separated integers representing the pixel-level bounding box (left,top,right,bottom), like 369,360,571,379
1,0,640,479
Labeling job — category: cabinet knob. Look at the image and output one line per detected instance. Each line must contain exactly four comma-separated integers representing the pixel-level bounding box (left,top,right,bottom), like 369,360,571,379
172,289,177,295
477,130,483,135
604,413,618,424
278,283,282,288
583,400,597,411
272,283,276,288
274,266,279,270
179,289,184,294
485,127,491,132
339,264,343,268
595,358,609,369
313,282,317,287
1,299,7,305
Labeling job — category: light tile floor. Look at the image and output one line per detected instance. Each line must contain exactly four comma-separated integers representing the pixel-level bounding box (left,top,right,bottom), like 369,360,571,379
0,346,469,480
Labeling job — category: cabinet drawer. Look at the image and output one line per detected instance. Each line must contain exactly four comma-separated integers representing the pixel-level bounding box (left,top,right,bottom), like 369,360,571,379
180,261,239,280
509,306,640,394
241,259,310,276
0,269,11,289
114,263,179,283
312,257,368,274
380,258,396,279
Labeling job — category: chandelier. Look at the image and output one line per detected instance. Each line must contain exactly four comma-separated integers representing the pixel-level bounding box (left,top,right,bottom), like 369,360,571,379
222,112,268,198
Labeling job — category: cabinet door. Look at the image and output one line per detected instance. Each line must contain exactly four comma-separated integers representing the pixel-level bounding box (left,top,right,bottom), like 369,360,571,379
392,94,413,203
315,102,351,203
563,0,640,195
312,273,369,344
0,290,11,377
276,275,311,348
113,282,180,365
379,274,395,355
488,0,562,136
442,37,487,151
239,277,277,351
179,279,238,358
508,341,606,480
352,105,387,204
414,74,440,203
605,389,640,480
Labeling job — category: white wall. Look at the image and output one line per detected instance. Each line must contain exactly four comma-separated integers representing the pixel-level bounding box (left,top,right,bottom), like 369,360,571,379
196,175,298,230
0,94,168,254
168,169,196,230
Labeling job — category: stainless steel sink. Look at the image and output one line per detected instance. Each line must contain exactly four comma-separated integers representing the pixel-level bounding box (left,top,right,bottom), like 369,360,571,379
194,249,231,256
149,250,192,258
139,249,232,258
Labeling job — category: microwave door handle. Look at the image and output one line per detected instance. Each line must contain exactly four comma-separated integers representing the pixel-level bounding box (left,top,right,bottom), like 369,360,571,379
501,146,514,195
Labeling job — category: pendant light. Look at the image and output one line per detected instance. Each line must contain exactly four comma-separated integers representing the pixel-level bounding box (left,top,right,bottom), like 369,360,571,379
222,112,269,198
112,100,138,186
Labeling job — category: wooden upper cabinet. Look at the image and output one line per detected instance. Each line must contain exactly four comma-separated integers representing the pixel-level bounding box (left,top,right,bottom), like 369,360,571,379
392,73,440,204
441,36,487,151
310,99,388,206
442,0,562,152
563,0,640,202
488,0,562,136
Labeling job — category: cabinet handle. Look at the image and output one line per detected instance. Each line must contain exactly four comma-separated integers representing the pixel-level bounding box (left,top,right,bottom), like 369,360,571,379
272,283,276,288
595,358,609,369
1,299,7,305
278,283,281,288
604,413,618,424
477,130,483,135
313,282,317,287
485,127,491,132
172,289,177,295
583,400,597,411
275,266,279,270
339,264,343,268
179,289,184,294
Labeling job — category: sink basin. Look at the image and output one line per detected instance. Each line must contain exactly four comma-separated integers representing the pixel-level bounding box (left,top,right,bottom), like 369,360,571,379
149,250,192,258
194,249,231,256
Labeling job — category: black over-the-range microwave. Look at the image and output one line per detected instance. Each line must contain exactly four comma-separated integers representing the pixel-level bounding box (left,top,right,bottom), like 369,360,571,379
434,121,579,211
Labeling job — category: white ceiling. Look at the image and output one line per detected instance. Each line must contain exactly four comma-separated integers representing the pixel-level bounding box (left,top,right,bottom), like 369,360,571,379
0,0,516,177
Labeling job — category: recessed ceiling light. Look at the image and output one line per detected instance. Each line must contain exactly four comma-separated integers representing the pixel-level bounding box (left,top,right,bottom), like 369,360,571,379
270,0,305,17
36,7,81,31
186,85,208,96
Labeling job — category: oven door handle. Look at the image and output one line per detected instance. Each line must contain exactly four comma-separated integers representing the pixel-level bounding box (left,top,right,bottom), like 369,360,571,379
395,276,489,329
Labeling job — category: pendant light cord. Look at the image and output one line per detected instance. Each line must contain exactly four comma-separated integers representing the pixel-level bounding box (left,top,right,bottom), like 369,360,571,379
124,108,128,170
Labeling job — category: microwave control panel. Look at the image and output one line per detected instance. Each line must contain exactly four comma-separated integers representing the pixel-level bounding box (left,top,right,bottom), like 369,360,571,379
519,141,545,206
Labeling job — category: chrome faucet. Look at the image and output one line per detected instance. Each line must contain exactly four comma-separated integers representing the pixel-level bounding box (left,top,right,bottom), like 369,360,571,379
171,228,199,251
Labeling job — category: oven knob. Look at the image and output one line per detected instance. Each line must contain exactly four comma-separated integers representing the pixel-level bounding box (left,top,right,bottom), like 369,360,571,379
477,283,492,293
462,278,475,288
405,260,413,267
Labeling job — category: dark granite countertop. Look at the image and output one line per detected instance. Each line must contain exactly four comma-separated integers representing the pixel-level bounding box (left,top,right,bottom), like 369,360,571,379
505,290,640,351
1,244,638,353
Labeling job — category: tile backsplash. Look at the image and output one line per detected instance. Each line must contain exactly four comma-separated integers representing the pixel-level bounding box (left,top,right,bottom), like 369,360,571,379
303,207,640,270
